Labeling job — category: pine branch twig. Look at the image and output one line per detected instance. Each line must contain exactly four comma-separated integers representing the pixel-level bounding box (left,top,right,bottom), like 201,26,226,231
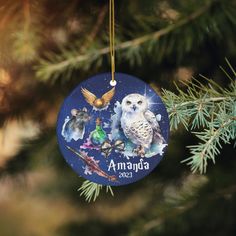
183,116,235,173
78,180,114,202
36,2,213,80
163,60,236,173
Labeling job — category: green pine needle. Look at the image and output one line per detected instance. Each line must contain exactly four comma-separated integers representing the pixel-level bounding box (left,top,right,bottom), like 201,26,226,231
163,60,236,174
78,180,114,202
35,0,236,82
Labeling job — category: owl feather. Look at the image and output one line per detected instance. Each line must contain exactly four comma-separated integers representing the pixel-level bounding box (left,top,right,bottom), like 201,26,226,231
145,110,166,143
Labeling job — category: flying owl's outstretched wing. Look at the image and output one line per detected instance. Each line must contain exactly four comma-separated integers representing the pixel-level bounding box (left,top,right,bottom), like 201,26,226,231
101,87,115,106
144,110,166,144
81,88,97,106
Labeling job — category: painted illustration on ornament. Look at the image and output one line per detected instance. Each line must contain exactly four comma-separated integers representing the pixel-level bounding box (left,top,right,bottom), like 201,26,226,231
66,146,117,182
110,93,167,158
77,92,167,158
100,140,125,157
80,117,125,157
57,73,170,186
81,87,115,110
61,107,90,142
80,117,108,150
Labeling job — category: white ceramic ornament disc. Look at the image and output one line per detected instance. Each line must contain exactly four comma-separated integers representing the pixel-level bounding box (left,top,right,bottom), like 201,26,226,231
57,73,169,186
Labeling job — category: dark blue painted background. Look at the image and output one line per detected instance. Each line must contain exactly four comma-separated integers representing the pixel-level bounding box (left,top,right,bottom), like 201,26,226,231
57,73,170,186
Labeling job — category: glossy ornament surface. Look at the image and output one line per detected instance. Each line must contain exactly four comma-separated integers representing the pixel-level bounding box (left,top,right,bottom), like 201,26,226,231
57,73,170,186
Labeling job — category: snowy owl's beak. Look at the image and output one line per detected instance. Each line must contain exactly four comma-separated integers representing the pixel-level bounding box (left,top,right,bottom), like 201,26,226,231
132,105,137,111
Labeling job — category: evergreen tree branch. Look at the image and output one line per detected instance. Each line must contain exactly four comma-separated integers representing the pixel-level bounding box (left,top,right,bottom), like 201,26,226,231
80,5,107,52
163,60,236,173
36,2,213,81
140,183,236,235
78,180,114,202
11,0,41,63
183,116,235,173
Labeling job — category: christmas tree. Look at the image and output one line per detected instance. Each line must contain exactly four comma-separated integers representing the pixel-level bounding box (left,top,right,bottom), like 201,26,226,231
0,0,235,235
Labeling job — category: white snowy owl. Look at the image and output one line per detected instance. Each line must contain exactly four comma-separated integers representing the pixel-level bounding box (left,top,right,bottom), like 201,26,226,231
120,93,165,157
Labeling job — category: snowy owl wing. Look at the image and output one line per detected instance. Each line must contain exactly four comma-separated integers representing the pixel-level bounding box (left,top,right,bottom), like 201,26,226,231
144,110,161,132
144,110,166,144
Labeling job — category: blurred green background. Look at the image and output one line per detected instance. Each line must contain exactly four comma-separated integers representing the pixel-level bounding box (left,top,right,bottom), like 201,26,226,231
0,0,235,235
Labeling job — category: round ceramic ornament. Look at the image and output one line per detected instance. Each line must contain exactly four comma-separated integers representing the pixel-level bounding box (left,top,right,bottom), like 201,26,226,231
57,73,169,186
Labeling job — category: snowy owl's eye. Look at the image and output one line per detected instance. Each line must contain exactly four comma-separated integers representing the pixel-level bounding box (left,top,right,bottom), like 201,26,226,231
137,100,142,105
126,101,131,105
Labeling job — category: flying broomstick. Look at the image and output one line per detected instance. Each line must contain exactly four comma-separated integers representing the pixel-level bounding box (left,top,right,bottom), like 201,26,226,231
66,145,117,182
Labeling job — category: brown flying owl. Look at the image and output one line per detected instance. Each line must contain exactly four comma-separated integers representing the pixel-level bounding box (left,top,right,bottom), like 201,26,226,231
81,87,115,110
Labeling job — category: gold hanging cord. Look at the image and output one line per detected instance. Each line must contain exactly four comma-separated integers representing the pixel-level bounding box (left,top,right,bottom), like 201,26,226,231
109,0,115,82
